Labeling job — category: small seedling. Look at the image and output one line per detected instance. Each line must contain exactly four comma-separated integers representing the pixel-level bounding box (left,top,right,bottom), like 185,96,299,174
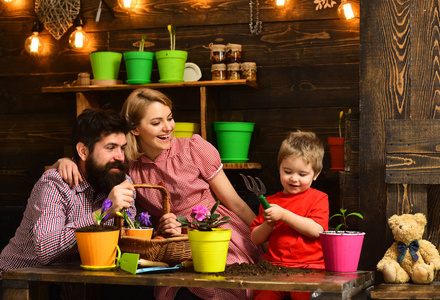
330,208,363,233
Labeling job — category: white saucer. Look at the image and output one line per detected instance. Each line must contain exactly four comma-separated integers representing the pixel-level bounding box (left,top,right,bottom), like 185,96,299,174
183,62,202,82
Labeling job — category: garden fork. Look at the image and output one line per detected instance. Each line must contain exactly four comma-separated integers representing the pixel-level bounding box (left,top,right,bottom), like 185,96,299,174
240,174,271,209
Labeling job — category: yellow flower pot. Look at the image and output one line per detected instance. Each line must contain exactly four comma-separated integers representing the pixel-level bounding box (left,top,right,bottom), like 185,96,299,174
188,228,231,273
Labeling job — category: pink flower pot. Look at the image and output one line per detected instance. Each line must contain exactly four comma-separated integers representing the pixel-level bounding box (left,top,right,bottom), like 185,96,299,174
319,231,365,272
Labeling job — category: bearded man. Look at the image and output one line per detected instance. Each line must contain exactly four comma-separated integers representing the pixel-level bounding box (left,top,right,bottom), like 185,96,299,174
0,108,136,278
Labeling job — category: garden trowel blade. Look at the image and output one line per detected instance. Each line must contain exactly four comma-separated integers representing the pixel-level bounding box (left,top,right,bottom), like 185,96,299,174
120,252,140,275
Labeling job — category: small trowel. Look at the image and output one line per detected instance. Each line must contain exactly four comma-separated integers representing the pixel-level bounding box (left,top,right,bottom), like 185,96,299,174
119,252,192,275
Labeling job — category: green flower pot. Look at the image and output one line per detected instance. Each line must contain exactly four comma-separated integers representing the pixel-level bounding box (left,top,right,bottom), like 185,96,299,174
213,122,255,163
155,50,188,83
123,51,155,84
89,51,122,80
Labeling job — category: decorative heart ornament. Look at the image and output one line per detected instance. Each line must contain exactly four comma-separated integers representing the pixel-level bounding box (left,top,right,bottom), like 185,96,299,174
35,0,80,40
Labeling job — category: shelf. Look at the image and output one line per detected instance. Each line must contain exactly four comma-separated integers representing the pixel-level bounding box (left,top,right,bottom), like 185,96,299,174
223,163,261,169
42,79,258,93
42,80,260,170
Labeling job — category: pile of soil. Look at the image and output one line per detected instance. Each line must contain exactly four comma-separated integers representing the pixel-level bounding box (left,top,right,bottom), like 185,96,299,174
217,260,320,276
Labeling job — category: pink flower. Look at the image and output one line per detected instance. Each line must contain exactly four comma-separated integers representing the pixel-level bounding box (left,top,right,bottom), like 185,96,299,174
192,205,208,222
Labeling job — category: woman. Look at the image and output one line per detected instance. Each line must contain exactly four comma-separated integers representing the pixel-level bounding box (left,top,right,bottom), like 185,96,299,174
55,88,262,300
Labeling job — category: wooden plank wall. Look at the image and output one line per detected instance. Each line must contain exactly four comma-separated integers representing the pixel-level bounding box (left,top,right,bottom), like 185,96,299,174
0,0,359,250
360,0,440,278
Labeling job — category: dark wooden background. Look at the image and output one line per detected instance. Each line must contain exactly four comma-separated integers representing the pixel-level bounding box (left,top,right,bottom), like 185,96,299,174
0,0,361,266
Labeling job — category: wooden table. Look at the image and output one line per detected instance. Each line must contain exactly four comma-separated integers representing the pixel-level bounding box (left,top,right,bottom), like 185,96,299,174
2,263,374,300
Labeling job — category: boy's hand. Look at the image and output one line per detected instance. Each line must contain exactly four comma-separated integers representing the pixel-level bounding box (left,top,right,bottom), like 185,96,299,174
263,204,285,225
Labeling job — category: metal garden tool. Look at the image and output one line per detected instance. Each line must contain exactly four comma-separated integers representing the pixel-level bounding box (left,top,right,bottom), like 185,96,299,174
240,174,271,209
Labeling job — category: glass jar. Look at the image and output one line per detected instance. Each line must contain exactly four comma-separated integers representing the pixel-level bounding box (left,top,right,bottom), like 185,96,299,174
210,44,226,64
241,62,257,81
227,63,241,80
211,64,227,80
226,43,242,63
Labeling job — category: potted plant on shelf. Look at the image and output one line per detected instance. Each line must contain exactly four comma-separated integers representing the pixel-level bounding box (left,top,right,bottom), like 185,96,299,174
319,208,365,272
155,24,188,83
177,201,231,273
74,199,121,270
118,210,154,239
328,109,351,171
123,35,155,84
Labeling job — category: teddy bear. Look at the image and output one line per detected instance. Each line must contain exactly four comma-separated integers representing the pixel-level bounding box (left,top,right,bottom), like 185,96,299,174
377,213,440,284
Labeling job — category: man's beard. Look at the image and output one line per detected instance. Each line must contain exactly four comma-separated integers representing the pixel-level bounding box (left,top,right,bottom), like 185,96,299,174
85,156,128,195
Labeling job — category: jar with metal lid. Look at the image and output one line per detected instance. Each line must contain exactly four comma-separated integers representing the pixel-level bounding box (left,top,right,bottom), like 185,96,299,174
241,62,257,81
227,63,241,80
210,44,226,63
211,64,227,80
226,43,242,63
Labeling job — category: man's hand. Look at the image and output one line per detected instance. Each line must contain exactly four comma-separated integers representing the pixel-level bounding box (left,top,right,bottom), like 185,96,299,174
106,180,135,218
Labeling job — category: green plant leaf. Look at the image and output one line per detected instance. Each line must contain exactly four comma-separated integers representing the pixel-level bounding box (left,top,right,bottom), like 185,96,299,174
346,212,364,219
340,208,347,214
210,213,221,220
335,224,343,233
329,213,342,220
210,201,220,215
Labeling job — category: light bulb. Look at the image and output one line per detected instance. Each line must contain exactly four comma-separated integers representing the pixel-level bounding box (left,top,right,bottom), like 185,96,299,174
3,0,16,3
69,26,89,49
276,0,285,6
24,22,44,55
337,0,359,20
118,0,137,11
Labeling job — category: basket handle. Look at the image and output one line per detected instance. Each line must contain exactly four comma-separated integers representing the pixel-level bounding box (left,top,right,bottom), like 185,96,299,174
133,183,170,215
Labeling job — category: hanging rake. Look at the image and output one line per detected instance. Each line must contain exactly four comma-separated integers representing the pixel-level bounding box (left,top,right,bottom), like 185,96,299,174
240,174,271,209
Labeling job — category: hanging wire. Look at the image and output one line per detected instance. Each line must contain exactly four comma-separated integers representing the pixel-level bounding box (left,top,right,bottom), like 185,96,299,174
249,0,262,35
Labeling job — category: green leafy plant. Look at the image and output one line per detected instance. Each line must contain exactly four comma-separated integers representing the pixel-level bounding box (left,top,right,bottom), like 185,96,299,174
330,208,363,233
177,201,231,231
139,34,146,51
95,198,112,225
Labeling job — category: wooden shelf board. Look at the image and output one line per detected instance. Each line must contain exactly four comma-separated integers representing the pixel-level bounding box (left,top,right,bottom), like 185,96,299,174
223,162,261,169
42,80,258,93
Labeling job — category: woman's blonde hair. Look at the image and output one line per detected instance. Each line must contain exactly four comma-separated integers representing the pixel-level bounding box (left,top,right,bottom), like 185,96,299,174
277,130,324,174
121,88,173,161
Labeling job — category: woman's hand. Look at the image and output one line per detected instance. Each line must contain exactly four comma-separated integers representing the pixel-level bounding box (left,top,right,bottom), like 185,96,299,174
54,158,82,188
158,213,182,235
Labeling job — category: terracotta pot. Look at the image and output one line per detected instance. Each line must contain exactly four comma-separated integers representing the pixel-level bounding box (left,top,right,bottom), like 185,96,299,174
188,228,231,273
328,137,344,171
125,227,153,239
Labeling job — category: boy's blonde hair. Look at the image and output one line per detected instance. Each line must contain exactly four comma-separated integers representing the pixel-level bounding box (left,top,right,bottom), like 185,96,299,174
120,88,173,161
277,131,324,174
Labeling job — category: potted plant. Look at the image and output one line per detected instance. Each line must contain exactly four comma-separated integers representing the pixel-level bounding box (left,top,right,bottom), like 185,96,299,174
328,109,351,171
74,199,121,270
123,35,155,84
319,208,365,272
177,201,231,273
155,24,188,83
118,210,154,239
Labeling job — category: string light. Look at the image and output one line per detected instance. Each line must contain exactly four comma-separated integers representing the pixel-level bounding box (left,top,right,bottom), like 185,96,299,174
69,15,89,50
337,0,359,20
24,22,44,55
118,0,137,12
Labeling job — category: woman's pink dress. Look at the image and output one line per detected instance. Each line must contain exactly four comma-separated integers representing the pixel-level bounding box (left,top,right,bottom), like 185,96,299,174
128,134,262,300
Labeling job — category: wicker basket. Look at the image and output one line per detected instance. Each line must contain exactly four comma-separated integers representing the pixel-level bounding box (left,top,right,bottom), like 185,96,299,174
118,183,192,265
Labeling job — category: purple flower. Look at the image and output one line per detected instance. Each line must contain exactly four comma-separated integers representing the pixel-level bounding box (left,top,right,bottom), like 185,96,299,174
192,205,208,222
101,198,112,213
137,212,152,227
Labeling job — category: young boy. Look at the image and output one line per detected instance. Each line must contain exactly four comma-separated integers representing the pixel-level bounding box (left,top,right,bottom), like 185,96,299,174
250,131,329,300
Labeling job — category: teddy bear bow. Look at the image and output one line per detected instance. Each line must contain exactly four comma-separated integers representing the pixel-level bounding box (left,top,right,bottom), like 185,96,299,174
397,240,419,263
